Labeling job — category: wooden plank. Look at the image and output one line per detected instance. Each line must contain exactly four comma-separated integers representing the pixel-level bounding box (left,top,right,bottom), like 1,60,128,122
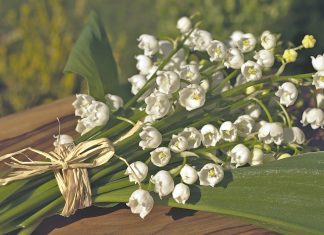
0,97,277,235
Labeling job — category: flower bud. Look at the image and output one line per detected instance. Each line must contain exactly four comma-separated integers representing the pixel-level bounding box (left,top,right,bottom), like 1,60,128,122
151,170,175,198
250,148,264,166
172,183,190,204
277,153,292,160
283,49,298,63
125,161,148,183
177,16,192,34
127,189,154,219
302,35,316,48
180,164,198,185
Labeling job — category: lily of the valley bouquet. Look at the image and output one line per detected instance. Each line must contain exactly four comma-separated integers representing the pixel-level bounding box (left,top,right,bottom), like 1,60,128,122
1,12,324,235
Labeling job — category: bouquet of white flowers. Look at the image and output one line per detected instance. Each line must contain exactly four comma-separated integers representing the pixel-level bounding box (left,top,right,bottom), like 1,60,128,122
0,12,324,235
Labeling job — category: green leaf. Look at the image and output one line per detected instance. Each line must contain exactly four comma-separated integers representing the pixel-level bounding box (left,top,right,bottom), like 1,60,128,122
94,152,324,235
64,11,119,101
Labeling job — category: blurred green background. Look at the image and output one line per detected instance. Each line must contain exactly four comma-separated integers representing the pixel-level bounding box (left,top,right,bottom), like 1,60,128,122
1,0,324,116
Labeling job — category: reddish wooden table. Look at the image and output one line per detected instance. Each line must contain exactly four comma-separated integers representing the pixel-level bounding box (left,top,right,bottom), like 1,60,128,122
0,97,277,235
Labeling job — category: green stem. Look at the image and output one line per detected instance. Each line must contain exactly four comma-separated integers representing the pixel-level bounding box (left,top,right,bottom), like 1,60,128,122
272,98,292,127
250,97,273,123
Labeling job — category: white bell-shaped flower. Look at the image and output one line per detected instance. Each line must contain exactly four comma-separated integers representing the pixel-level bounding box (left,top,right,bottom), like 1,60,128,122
234,115,255,137
317,93,324,109
151,170,175,199
128,74,147,95
200,124,221,147
72,94,95,118
169,134,189,153
198,163,224,187
179,84,206,111
105,94,124,111
250,148,264,166
235,33,256,53
180,164,198,185
283,127,306,145
301,108,324,129
275,82,298,107
261,31,276,50
139,126,162,149
125,161,148,183
159,40,173,57
179,127,202,149
224,48,244,69
135,55,153,75
127,189,154,219
200,79,210,92
172,183,190,204
53,134,74,148
311,54,324,71
230,31,244,46
312,71,324,89
192,30,212,51
180,63,201,84
156,71,180,94
245,103,262,119
258,122,284,145
254,50,275,68
207,40,227,62
137,34,159,56
75,101,110,135
220,121,238,142
176,16,192,34
150,147,171,167
229,144,251,168
145,91,171,119
241,60,262,81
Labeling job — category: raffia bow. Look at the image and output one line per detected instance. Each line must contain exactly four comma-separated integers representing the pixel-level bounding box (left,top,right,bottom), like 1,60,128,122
0,121,143,217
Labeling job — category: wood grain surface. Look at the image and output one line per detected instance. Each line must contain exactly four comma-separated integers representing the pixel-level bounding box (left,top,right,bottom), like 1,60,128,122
0,97,278,235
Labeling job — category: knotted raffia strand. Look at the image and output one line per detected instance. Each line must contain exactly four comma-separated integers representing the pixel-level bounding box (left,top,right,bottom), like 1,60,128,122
0,121,143,217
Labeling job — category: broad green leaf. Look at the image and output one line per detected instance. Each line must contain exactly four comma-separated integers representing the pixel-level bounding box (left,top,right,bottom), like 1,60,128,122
94,152,324,235
64,11,119,101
